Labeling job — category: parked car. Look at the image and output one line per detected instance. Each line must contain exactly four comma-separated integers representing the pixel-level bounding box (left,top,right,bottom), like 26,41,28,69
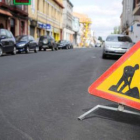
57,40,73,49
0,29,16,56
95,42,101,47
67,41,73,49
16,35,38,53
102,34,134,59
38,35,58,51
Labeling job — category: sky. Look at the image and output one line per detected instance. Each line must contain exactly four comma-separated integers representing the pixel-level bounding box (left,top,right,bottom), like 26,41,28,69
70,0,122,40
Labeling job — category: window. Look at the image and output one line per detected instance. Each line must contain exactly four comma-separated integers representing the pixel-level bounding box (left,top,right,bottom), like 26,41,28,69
47,3,49,14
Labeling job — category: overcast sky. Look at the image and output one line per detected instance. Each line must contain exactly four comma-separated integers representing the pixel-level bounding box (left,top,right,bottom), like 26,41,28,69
70,0,122,40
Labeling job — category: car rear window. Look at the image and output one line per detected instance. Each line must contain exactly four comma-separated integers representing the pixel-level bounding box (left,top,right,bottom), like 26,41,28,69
16,36,28,41
39,36,48,41
106,36,132,42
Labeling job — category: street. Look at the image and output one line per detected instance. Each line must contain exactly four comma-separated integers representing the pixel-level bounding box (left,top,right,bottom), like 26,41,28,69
0,48,140,140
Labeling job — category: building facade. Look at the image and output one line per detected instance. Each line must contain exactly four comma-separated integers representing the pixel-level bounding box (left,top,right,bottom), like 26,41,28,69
121,0,140,43
62,0,74,41
0,0,28,36
72,15,80,46
28,0,64,41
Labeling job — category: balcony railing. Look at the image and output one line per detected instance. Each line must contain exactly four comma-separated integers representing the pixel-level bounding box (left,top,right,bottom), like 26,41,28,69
0,0,28,13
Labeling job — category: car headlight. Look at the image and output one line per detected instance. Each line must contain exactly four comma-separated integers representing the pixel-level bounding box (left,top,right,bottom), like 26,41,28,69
127,48,130,52
19,44,25,47
43,39,48,44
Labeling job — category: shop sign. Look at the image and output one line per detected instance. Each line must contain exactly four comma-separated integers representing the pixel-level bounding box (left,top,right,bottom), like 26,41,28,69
130,26,133,32
38,22,43,28
14,0,31,5
46,24,51,30
38,22,51,30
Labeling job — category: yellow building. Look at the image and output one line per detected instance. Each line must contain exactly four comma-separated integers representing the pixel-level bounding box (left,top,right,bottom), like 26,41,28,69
28,0,64,41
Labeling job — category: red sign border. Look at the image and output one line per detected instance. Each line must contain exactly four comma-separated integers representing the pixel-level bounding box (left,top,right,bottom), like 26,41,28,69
88,41,140,110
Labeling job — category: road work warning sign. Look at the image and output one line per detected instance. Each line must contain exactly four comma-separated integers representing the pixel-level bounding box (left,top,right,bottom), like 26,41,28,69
88,42,140,110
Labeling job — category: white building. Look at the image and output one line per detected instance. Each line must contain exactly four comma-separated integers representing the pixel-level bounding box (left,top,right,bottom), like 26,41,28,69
72,16,81,46
121,0,140,43
62,0,74,41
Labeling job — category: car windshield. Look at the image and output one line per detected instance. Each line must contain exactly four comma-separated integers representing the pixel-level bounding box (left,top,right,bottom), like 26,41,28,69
106,36,132,42
39,36,47,41
0,29,7,37
58,40,65,43
16,36,28,41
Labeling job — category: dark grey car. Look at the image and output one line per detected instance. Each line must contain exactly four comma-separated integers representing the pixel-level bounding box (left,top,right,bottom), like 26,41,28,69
38,35,58,51
102,34,134,59
0,29,16,56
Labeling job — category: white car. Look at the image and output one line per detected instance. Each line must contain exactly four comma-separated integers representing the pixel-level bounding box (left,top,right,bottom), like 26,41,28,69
102,34,134,59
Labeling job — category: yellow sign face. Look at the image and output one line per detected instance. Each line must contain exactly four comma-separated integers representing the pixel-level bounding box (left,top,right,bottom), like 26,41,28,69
97,48,140,102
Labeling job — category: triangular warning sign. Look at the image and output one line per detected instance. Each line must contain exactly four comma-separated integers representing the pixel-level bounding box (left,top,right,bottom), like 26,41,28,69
88,42,140,111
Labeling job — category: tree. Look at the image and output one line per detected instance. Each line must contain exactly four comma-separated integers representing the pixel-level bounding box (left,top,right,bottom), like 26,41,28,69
111,26,120,34
98,36,103,42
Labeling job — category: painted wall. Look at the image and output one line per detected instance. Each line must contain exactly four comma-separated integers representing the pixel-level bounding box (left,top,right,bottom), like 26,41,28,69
129,22,140,43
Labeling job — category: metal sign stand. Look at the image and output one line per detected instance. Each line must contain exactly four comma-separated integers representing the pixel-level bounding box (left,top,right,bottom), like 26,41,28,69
78,104,140,120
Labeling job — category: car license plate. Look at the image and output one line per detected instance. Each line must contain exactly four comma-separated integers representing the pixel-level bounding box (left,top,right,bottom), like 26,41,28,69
115,50,125,53
43,45,48,48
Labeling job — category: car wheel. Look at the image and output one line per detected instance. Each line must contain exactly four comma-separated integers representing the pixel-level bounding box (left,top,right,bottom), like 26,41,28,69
102,53,107,59
52,47,55,51
25,46,30,53
12,46,17,55
0,47,3,56
39,47,42,51
44,48,46,51
66,45,69,50
34,46,39,53
55,47,58,51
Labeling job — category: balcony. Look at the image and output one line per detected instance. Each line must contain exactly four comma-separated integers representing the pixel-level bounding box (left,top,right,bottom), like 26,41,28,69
133,2,140,15
0,0,28,15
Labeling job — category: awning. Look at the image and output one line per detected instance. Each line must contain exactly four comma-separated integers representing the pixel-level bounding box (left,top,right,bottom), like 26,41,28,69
0,9,12,17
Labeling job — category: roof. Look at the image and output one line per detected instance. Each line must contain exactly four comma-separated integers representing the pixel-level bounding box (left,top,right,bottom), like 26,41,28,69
53,0,64,8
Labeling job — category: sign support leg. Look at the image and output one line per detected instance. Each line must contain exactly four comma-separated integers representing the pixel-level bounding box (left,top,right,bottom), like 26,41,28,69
78,104,140,121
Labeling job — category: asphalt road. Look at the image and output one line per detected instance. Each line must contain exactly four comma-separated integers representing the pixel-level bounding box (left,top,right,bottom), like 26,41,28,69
0,48,140,140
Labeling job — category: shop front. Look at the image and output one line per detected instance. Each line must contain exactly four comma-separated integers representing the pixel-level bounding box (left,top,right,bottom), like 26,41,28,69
53,27,60,42
37,22,52,38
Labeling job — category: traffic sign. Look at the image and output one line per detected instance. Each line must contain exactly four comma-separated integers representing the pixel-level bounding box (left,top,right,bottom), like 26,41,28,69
88,42,140,110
